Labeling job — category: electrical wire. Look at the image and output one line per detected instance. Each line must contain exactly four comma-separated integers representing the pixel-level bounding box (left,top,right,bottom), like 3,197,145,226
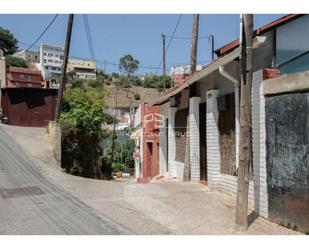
83,14,95,60
16,14,59,57
154,14,183,75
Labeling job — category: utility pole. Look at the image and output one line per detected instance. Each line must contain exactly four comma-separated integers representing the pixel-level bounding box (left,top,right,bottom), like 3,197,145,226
55,14,74,121
183,14,200,181
235,14,254,230
190,14,199,74
162,34,166,92
210,34,215,61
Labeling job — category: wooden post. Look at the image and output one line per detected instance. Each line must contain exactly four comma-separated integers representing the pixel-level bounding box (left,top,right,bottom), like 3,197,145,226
190,14,199,74
235,14,254,230
211,34,215,61
162,34,166,92
183,14,199,181
55,14,74,121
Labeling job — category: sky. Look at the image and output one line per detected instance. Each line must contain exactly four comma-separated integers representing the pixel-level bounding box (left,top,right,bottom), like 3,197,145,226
0,14,285,75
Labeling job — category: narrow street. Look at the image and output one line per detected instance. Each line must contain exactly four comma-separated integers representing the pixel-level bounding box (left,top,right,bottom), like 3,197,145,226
0,124,300,235
0,126,125,235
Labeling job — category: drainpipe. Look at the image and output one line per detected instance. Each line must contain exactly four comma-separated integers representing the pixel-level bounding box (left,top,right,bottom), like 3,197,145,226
218,66,240,169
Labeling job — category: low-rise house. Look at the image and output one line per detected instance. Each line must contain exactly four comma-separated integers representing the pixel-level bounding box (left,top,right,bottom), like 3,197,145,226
67,57,96,80
13,50,40,64
133,103,161,180
6,67,42,88
143,14,309,231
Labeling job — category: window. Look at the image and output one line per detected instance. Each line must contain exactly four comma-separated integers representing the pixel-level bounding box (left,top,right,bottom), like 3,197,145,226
52,67,57,70
60,56,64,60
44,52,47,56
28,83,32,87
48,53,53,57
276,15,309,74
15,82,20,87
19,74,25,79
43,59,47,63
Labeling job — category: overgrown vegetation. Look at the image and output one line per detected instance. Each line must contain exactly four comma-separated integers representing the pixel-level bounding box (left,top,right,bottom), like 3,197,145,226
6,56,29,68
106,137,135,172
59,87,108,179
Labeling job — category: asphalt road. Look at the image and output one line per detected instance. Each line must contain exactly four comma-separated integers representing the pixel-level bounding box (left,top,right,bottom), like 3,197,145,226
0,127,122,235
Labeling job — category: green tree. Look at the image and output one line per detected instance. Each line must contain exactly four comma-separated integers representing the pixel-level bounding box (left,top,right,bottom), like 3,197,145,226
6,56,29,68
59,87,107,179
119,54,139,77
0,27,18,56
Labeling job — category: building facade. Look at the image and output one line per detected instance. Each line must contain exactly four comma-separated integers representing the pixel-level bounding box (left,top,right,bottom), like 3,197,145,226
170,65,202,87
40,44,64,89
137,14,309,232
14,50,40,64
67,58,96,80
6,67,42,88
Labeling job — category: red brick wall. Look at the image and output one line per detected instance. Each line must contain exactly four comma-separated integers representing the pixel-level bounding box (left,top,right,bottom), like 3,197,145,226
142,104,160,178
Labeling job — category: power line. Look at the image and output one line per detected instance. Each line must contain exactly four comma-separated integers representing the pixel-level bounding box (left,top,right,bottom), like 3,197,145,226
165,35,212,40
16,14,59,57
154,14,183,75
82,14,95,60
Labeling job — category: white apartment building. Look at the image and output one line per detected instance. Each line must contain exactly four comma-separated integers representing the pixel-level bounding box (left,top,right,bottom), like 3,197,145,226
40,44,64,89
67,58,96,80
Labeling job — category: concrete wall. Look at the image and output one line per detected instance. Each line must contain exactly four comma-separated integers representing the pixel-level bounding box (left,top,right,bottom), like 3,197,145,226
47,121,61,165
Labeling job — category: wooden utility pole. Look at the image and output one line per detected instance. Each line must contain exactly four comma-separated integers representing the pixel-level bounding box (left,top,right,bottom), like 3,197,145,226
190,14,199,74
235,14,254,230
55,14,74,121
162,34,166,92
183,14,200,181
210,34,215,61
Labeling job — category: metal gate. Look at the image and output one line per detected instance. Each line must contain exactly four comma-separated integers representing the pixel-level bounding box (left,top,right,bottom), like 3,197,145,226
266,92,309,232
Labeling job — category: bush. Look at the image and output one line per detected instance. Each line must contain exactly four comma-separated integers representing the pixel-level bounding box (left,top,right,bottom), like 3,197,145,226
59,87,106,179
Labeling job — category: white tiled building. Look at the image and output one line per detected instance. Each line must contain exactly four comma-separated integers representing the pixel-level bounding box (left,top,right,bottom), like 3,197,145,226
40,44,64,89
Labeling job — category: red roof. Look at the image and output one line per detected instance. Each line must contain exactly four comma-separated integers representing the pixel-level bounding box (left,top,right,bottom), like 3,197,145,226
9,67,42,75
215,14,303,57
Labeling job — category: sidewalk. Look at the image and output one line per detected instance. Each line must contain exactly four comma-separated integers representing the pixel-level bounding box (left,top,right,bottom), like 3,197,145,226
1,124,302,235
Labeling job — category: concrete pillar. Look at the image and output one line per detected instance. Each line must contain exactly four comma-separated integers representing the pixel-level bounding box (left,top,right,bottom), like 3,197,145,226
252,69,268,218
159,124,168,174
189,96,201,181
206,89,221,188
168,107,177,177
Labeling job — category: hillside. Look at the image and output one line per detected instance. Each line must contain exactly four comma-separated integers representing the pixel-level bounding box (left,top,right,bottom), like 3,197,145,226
104,84,164,109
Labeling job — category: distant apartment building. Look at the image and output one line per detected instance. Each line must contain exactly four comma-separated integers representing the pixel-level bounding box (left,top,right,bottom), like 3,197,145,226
40,44,64,89
13,50,40,64
6,67,42,88
67,58,96,80
170,65,202,86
